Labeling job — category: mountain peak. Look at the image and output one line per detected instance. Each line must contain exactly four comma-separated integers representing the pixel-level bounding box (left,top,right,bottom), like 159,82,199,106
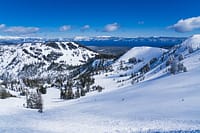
181,34,200,50
191,34,200,38
0,41,98,78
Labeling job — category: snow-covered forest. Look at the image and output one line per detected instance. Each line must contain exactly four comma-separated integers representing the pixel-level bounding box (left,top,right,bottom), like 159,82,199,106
0,35,200,132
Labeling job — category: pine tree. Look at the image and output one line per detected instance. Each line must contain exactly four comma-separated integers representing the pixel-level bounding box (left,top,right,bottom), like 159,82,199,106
178,63,184,72
183,66,187,72
119,60,124,70
67,87,74,99
81,88,86,96
60,89,65,99
96,85,103,92
178,54,184,61
188,46,194,53
37,90,43,113
170,60,178,74
25,89,43,112
75,89,80,98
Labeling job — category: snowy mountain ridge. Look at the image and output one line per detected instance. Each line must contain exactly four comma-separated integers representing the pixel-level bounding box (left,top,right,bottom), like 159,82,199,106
0,41,97,79
181,34,200,50
94,34,200,90
116,46,167,62
0,35,200,132
109,46,167,79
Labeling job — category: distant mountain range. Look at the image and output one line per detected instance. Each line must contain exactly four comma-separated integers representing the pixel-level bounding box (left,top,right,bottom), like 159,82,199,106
74,36,186,48
0,36,186,48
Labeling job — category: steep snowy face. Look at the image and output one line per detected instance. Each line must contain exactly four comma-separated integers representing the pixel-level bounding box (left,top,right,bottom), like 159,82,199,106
143,35,200,82
0,42,97,78
117,46,167,63
112,46,167,74
181,34,200,50
17,42,97,66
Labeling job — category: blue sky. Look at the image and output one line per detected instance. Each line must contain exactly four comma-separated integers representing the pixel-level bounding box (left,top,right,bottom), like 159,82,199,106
0,0,200,38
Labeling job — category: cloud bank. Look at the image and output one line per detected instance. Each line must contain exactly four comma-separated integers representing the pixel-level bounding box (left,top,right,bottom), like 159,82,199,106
169,16,200,33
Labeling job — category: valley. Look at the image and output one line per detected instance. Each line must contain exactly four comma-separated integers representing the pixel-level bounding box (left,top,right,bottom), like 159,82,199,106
0,35,200,132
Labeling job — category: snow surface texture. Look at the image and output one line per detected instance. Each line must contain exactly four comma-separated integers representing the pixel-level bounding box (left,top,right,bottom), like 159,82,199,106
1,35,200,133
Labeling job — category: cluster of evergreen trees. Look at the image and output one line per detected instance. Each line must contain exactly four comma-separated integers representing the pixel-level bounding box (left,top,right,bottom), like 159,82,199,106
25,89,43,113
22,78,46,113
59,74,100,100
166,54,187,75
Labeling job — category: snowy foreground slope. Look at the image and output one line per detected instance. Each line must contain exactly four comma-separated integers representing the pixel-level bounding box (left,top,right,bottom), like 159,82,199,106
1,35,200,133
0,56,200,133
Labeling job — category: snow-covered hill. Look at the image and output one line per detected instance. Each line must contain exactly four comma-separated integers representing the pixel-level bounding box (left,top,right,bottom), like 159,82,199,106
181,34,200,50
0,35,200,132
144,34,200,81
0,43,200,133
113,46,167,72
93,46,168,89
94,35,200,89
0,42,97,79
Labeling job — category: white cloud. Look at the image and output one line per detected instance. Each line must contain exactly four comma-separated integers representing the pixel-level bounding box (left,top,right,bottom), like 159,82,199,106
0,24,6,29
103,22,120,32
4,26,39,34
81,25,90,32
169,16,200,33
59,25,71,31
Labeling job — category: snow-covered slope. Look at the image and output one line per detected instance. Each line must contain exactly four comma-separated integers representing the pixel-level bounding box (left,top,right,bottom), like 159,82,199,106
144,34,200,81
114,46,166,71
181,34,200,50
117,46,166,62
0,42,97,78
0,46,200,133
101,46,168,87
94,35,200,91
0,35,200,132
